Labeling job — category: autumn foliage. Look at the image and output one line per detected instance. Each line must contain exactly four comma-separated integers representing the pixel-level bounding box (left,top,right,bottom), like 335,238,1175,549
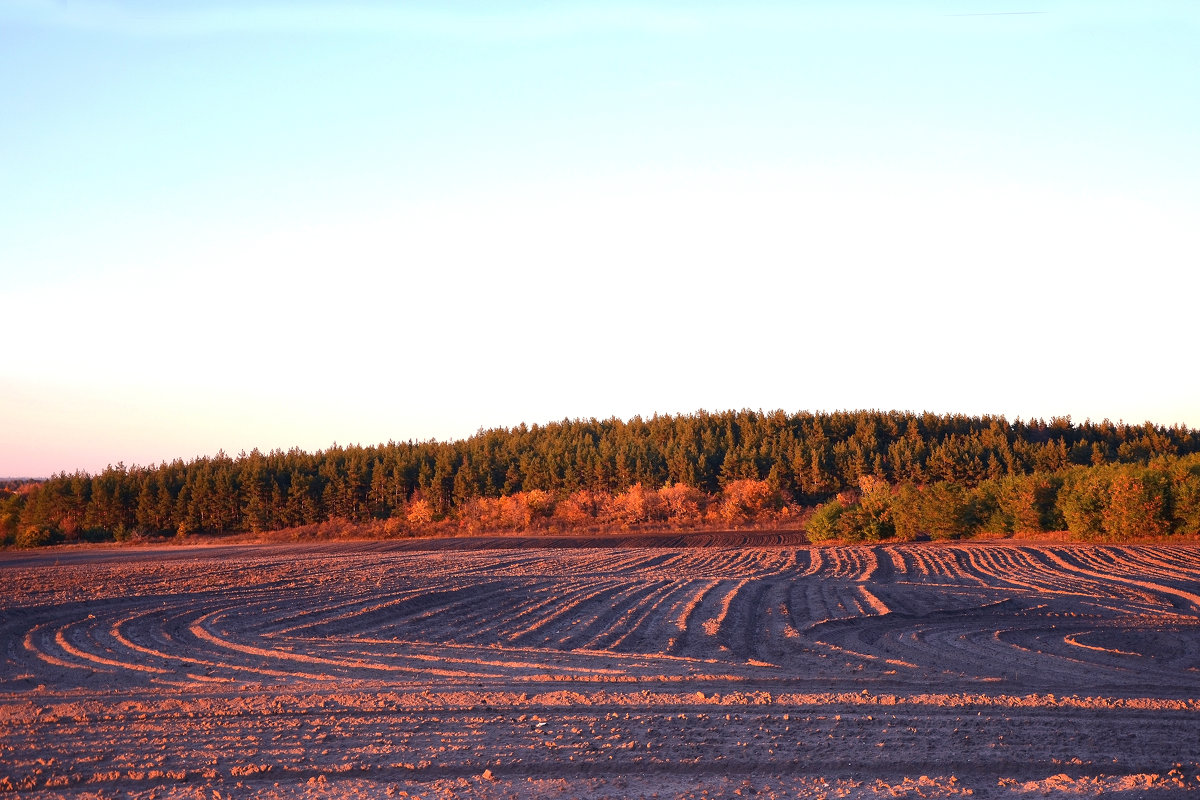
4,409,1200,547
452,481,781,535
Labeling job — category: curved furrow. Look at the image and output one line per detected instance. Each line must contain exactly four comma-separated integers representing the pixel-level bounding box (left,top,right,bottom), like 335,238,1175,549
13,598,294,686
447,551,554,577
22,620,112,674
784,547,812,577
1060,620,1200,674
960,547,1056,595
857,546,890,584
704,549,764,579
801,577,839,623
889,547,925,582
725,548,768,577
6,541,1199,705
25,601,177,680
570,580,683,651
55,616,171,676
766,548,802,576
158,601,347,681
1157,545,1200,570
898,548,944,582
800,611,920,674
849,547,878,583
188,606,513,680
804,601,1112,687
711,576,776,662
495,579,644,650
947,548,996,586
966,612,1126,685
932,547,983,585
938,548,983,585
661,579,728,657
599,579,702,652
839,579,882,618
760,579,805,648
110,608,224,674
653,549,758,580
661,549,745,580
730,577,822,667
989,624,1174,685
793,575,858,626
261,584,438,637
646,549,710,577
237,580,460,643
963,623,1108,684
572,550,673,577
814,547,847,579
858,584,892,616
691,548,740,574
850,546,879,579
783,578,817,630
417,578,577,643
1070,546,1144,577
597,550,678,576
552,550,618,576
1091,546,1200,590
583,578,720,662
729,546,777,578
897,548,963,584
344,581,529,642
827,547,875,580
334,636,648,678
667,578,750,659
795,546,823,577
665,578,722,636
1008,548,1164,606
1020,548,1144,599
494,579,634,645
634,550,696,576
964,547,1085,598
881,546,908,579
428,578,576,643
1038,547,1200,613
744,548,800,578
112,606,312,683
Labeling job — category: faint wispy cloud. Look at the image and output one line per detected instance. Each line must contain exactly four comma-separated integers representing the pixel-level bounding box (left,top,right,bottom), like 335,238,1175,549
946,11,1048,16
3,1,711,40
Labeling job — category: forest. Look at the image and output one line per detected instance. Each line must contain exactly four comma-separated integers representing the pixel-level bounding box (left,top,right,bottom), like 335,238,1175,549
4,409,1200,547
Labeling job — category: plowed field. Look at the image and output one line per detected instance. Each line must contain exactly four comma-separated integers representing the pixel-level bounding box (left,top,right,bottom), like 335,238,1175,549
3,539,1200,798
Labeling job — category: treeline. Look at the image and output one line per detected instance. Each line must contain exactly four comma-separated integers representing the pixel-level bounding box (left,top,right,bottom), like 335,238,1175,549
4,409,1200,547
808,455,1200,543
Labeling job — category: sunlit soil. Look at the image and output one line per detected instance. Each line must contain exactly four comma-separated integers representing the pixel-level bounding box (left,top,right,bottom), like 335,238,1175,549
3,538,1200,798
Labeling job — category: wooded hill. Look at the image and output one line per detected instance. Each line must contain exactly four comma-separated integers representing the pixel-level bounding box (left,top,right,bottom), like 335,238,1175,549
4,410,1199,547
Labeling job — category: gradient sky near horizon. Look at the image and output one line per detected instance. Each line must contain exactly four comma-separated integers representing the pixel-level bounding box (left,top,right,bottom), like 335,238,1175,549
3,0,1198,477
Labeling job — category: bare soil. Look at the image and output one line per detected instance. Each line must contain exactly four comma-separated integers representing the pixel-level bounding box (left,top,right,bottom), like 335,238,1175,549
3,538,1199,798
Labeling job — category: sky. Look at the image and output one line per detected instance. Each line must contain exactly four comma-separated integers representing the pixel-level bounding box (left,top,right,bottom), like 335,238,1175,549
2,0,1198,477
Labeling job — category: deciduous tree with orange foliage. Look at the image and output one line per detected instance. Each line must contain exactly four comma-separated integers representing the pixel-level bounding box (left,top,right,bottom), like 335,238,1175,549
601,483,664,528
657,483,704,525
713,479,779,525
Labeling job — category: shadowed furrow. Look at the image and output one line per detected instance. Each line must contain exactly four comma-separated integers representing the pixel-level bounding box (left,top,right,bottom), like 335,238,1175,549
3,542,1199,695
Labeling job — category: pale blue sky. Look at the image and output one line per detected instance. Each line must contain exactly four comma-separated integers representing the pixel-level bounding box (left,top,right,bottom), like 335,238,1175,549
3,1,1198,475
